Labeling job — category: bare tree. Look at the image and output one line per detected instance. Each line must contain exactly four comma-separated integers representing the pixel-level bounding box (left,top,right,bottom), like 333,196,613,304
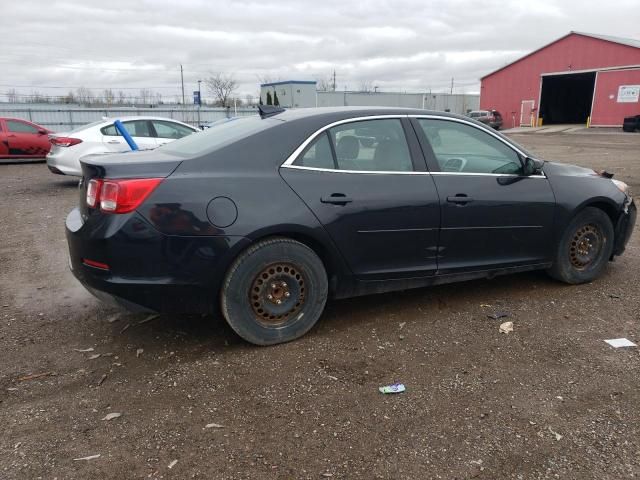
358,80,374,93
29,91,50,103
103,89,115,105
205,73,238,107
75,87,94,105
117,90,127,105
6,88,18,102
256,74,282,85
314,75,332,92
63,90,75,104
138,89,153,105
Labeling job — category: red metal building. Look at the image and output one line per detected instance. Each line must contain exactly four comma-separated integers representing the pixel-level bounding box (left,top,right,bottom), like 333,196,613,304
480,32,640,128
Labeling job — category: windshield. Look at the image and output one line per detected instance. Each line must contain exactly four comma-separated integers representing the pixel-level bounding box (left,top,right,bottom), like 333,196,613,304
161,115,277,156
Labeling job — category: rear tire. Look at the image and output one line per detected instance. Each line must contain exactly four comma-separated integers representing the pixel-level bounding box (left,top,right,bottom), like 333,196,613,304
221,237,328,345
548,207,614,284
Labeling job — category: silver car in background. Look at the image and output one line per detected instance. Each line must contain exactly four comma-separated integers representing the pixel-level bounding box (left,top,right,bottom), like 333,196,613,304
46,116,198,176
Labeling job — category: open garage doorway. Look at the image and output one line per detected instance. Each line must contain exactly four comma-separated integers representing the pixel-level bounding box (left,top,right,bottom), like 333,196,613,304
539,72,596,124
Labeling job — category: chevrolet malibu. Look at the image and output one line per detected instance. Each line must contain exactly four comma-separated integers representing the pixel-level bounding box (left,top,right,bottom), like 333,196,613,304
66,107,636,345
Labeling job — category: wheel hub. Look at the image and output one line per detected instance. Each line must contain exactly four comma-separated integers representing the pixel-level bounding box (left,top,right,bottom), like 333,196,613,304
250,263,306,326
570,224,602,269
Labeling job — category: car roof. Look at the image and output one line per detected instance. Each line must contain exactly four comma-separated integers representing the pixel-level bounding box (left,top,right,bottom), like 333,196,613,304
272,106,471,123
99,116,192,123
0,117,42,123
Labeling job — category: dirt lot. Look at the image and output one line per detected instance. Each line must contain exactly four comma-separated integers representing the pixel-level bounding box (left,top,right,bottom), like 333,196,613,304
1,132,639,479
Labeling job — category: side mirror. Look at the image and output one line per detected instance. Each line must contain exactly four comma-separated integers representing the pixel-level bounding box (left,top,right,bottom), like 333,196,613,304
38,129,47,135
523,157,543,175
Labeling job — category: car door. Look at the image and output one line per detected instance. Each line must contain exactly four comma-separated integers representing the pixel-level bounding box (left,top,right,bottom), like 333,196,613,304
412,116,556,274
0,120,9,157
101,120,158,152
150,120,196,147
5,119,49,157
280,117,441,280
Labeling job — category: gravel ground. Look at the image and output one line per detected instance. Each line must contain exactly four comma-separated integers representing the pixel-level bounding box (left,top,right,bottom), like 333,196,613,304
1,131,639,479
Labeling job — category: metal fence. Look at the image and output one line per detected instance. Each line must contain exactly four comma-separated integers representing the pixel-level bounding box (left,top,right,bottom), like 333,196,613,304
316,92,480,115
0,104,258,132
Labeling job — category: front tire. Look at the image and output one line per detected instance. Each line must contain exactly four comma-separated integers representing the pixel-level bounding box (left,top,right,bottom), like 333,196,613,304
548,207,614,284
221,238,328,345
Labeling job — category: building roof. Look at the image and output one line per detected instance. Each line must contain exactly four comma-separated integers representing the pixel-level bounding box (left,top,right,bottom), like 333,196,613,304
260,80,317,87
481,31,640,80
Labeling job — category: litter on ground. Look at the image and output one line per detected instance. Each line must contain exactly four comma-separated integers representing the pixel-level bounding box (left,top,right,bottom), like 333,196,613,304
499,321,514,334
379,383,406,394
604,338,637,348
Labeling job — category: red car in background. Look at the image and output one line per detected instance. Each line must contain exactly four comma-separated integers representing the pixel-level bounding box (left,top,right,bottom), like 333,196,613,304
0,118,52,160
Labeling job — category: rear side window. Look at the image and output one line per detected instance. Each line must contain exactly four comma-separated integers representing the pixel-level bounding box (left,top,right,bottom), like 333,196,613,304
152,120,195,139
293,118,414,172
7,120,38,133
298,133,335,169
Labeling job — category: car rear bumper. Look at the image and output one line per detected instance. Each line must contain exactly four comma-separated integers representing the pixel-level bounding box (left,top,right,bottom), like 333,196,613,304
47,149,81,176
613,197,636,256
65,207,251,313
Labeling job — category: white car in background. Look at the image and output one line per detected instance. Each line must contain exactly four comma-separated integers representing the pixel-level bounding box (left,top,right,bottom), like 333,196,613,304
46,116,199,176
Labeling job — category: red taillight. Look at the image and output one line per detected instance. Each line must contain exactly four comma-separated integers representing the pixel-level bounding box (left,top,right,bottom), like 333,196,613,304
50,136,83,147
99,178,163,214
86,179,102,208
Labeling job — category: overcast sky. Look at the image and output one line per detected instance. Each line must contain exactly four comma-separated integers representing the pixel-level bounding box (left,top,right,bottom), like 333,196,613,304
2,0,639,102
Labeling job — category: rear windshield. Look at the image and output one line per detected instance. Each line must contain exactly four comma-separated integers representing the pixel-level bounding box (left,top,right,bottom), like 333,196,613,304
67,120,106,134
161,115,276,156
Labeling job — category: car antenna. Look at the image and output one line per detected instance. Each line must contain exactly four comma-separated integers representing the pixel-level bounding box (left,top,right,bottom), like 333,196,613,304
258,105,286,119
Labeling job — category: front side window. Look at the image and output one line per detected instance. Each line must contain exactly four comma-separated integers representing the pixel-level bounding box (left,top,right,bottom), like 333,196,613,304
152,120,195,139
7,120,38,134
418,119,522,175
293,118,414,172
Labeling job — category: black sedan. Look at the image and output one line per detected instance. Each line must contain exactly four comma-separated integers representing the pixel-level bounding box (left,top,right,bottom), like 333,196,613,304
66,107,636,345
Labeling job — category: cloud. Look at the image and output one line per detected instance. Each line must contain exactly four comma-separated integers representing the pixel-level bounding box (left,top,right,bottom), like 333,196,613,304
1,0,639,101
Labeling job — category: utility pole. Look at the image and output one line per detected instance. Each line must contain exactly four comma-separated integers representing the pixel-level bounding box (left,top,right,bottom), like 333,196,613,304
450,77,454,95
332,70,336,92
180,64,185,106
197,79,202,128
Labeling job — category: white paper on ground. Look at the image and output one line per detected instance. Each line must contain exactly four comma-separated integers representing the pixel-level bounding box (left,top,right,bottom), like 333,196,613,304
604,338,637,348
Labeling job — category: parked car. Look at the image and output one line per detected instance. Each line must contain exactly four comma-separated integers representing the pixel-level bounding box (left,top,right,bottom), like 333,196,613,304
0,117,52,161
468,110,503,130
46,117,199,176
66,107,636,345
622,114,640,132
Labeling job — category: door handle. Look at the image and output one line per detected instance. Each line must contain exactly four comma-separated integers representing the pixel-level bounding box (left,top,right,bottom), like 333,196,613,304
447,195,474,204
107,140,121,144
321,193,353,205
